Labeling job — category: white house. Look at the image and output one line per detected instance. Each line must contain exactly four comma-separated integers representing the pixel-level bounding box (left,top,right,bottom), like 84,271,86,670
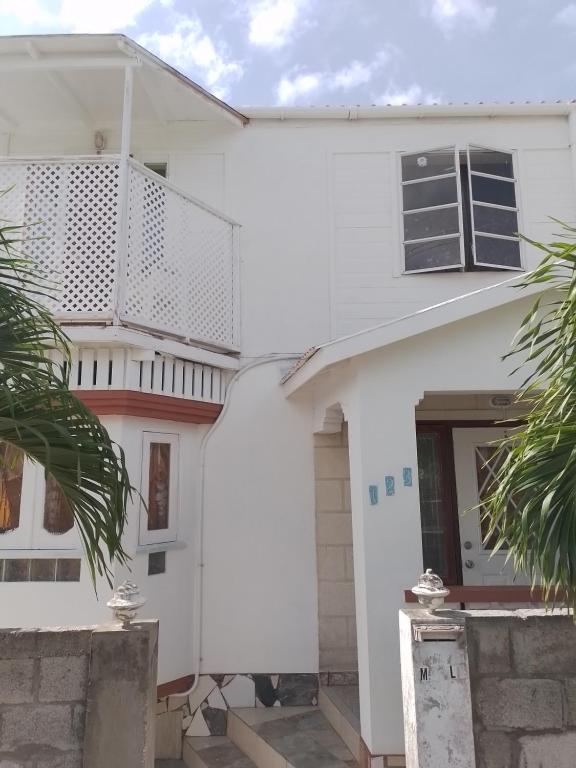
0,33,573,767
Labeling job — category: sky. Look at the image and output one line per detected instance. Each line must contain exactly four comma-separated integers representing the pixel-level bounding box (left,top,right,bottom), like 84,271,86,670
0,0,575,107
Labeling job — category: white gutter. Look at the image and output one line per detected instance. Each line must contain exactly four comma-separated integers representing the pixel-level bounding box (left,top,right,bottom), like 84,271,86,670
242,103,576,121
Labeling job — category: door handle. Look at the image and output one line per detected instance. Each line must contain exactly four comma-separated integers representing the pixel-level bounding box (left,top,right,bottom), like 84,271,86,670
463,540,472,550
464,559,475,569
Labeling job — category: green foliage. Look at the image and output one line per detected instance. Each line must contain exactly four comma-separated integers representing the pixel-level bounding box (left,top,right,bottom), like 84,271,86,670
0,198,132,586
483,223,576,608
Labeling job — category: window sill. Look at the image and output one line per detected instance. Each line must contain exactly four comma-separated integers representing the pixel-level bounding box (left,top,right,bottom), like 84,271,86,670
136,541,186,555
0,548,82,558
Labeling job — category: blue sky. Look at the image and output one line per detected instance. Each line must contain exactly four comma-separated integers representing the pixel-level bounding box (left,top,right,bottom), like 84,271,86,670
0,0,575,106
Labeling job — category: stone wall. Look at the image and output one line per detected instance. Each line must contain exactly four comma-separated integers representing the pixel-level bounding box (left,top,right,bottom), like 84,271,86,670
468,611,576,768
314,424,357,671
0,621,157,768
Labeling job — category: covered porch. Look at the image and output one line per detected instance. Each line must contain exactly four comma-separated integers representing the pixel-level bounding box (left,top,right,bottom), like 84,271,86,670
283,277,547,763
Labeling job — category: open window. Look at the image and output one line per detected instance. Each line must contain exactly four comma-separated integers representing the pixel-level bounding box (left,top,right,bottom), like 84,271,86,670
139,432,179,545
401,145,521,273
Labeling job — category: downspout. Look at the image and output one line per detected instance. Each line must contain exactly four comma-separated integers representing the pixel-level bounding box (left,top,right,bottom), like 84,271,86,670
176,354,301,698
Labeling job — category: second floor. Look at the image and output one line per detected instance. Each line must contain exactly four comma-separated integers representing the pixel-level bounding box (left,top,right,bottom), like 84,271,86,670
2,35,575,357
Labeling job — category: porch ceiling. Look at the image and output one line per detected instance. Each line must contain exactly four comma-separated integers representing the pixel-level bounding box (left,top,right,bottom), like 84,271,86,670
282,273,548,396
0,34,247,132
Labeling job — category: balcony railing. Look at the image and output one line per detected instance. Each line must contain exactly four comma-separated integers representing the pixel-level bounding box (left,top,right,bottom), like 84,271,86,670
0,156,239,351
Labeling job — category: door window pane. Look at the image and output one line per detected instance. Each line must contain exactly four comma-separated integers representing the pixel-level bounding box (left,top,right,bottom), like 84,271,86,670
404,206,460,241
402,150,456,182
471,175,516,208
475,235,521,268
43,474,74,535
417,432,448,579
473,205,518,237
403,176,458,211
405,236,461,272
148,443,170,530
0,445,23,534
475,446,514,550
469,149,514,179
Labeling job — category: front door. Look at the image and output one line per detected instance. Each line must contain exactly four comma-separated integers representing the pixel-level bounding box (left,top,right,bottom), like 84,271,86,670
453,427,527,586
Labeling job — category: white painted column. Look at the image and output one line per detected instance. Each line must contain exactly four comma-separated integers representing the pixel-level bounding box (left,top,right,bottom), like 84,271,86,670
345,364,424,758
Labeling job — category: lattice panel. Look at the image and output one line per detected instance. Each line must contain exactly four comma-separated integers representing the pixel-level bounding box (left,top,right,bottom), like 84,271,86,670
0,161,119,315
124,166,235,347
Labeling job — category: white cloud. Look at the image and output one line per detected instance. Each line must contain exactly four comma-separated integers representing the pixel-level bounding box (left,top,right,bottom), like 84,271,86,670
276,50,390,105
139,17,243,96
0,0,55,27
374,84,442,106
426,0,496,33
248,0,310,49
554,4,576,27
0,0,154,32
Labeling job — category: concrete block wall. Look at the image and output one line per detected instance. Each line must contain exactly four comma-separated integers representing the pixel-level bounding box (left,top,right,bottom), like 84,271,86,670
314,424,358,671
467,612,576,768
0,622,158,768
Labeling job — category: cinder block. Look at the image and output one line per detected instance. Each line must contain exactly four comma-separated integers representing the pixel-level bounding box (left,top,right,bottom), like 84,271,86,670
564,678,576,727
317,546,347,580
511,616,576,674
319,617,348,649
1,704,80,751
155,710,183,759
317,512,353,546
475,731,513,768
467,618,511,675
318,581,356,616
39,656,88,702
476,678,563,731
518,732,576,768
0,659,35,703
315,480,344,512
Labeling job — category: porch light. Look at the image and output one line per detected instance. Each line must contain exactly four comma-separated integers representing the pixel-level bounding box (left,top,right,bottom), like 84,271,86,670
411,569,450,613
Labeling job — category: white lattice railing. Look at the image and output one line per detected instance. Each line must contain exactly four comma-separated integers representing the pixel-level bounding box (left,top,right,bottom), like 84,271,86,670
50,347,229,404
0,156,239,351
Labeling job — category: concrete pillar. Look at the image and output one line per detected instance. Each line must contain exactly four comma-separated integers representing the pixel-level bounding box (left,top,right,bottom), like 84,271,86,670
346,367,423,758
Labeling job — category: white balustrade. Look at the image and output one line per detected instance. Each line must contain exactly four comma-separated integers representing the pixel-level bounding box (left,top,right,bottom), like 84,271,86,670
0,156,239,351
50,347,228,404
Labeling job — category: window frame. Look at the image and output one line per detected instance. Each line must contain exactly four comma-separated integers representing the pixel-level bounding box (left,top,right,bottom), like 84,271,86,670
139,432,180,546
399,144,523,275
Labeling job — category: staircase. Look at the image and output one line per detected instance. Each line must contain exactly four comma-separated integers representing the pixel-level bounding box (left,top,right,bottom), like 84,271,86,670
182,685,362,768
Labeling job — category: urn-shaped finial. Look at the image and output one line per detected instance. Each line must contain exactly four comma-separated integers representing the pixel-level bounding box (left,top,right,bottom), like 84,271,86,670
107,581,146,626
411,568,450,613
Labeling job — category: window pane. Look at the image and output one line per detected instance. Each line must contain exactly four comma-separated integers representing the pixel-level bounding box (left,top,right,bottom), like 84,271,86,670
405,237,461,272
475,235,521,268
44,474,74,535
148,443,170,530
404,206,460,242
476,445,515,550
403,176,458,211
469,149,514,179
417,433,447,579
473,205,518,237
0,445,23,533
471,175,516,207
402,150,456,182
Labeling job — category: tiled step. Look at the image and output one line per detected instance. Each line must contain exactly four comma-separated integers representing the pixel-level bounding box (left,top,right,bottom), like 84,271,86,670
183,735,258,768
318,686,361,761
227,706,358,767
156,761,187,768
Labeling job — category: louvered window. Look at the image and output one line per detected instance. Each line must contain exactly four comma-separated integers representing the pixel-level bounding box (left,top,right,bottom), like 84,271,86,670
401,146,521,273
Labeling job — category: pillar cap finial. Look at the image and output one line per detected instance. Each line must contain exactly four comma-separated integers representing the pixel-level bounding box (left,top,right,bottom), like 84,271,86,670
107,580,146,627
411,568,450,613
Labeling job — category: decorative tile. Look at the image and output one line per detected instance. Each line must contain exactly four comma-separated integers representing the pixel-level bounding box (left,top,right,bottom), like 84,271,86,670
148,551,166,575
221,674,255,707
56,558,81,581
254,674,278,707
211,674,226,686
202,705,227,735
156,700,168,714
207,687,227,710
182,715,192,730
168,695,187,712
188,676,217,716
4,559,30,582
276,674,318,706
186,708,211,737
30,559,56,582
270,675,279,688
222,675,234,686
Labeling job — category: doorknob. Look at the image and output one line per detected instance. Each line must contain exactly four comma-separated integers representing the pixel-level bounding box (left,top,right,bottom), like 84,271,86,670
463,540,472,550
464,559,475,569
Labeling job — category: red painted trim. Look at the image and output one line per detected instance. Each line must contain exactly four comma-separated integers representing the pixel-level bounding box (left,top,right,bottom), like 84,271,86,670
157,674,195,699
416,420,524,428
74,390,222,424
404,585,550,603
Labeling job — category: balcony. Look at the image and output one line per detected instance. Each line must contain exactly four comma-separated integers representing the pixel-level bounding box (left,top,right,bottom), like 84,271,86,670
0,156,240,352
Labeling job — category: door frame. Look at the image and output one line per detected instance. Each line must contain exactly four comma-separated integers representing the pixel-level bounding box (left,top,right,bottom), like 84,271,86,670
416,419,523,586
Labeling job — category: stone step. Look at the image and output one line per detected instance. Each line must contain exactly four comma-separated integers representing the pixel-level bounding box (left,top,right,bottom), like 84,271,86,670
183,735,258,768
227,706,358,768
156,761,187,768
318,686,361,761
